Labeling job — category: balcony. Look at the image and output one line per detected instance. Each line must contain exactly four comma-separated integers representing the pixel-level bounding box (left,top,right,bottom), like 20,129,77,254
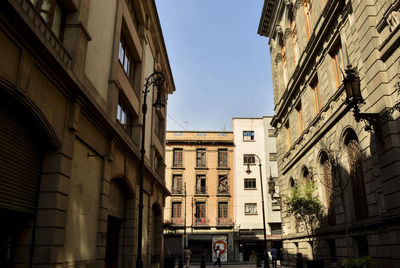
171,217,184,226
193,217,208,227
171,186,183,195
217,185,230,195
217,218,233,227
195,186,207,195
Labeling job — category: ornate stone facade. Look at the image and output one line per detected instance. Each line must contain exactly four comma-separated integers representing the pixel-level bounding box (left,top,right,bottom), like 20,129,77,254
259,0,400,267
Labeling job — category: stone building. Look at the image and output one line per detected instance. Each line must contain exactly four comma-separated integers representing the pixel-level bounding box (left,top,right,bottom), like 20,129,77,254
232,117,281,262
0,0,174,267
258,0,400,267
163,131,235,262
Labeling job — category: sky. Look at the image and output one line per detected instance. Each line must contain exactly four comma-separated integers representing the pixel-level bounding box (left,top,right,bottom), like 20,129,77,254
155,0,274,131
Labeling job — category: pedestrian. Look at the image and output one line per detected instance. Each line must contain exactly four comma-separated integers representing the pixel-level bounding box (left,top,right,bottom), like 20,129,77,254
214,245,221,267
183,247,192,268
271,247,278,268
278,248,284,266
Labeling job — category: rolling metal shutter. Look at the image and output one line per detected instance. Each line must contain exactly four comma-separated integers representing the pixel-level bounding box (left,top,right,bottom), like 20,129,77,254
0,105,42,213
109,180,125,219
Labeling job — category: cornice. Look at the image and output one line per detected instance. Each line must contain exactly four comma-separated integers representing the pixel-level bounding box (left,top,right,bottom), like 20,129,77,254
166,140,235,146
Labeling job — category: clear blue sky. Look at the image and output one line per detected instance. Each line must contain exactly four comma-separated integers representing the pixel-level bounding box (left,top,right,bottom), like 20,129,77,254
155,0,274,131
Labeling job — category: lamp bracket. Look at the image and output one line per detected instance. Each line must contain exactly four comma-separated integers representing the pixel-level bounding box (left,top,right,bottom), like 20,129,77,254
354,112,384,143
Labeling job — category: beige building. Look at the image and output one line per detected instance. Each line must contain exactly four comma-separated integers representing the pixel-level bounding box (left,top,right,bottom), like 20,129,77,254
259,0,400,267
164,131,235,262
0,0,174,267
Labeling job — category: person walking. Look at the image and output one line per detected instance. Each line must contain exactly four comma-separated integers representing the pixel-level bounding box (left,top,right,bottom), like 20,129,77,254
278,248,284,266
183,247,192,268
214,245,221,267
271,247,278,268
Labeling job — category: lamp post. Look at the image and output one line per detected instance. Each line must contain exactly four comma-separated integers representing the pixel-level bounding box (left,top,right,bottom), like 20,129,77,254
246,154,270,268
136,71,165,268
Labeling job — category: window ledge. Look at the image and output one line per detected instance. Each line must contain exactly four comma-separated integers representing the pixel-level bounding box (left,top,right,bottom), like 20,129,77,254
195,167,209,170
171,166,185,170
245,213,258,215
244,188,257,190
217,167,230,170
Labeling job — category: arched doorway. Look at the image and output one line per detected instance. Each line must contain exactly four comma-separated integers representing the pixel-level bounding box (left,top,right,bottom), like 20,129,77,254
343,129,368,220
0,90,50,266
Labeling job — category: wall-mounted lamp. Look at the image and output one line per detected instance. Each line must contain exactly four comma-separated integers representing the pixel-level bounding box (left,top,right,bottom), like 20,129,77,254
343,64,383,143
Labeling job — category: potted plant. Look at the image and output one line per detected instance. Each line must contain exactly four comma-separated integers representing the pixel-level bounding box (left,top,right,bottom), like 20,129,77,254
286,181,325,268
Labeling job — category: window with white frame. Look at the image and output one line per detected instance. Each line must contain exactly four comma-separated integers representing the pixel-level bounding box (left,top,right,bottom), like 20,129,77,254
243,131,255,141
245,203,257,214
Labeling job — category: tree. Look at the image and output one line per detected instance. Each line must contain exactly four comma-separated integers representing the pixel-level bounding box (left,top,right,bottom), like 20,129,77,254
285,181,325,258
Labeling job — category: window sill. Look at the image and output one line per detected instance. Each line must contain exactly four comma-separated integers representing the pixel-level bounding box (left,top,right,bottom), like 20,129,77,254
195,167,209,170
244,213,258,215
217,167,230,170
244,188,257,190
171,166,185,170
243,140,256,142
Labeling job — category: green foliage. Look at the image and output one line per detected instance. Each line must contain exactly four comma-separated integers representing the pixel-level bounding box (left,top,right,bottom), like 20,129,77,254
342,256,375,268
285,181,325,257
163,221,177,232
285,181,325,235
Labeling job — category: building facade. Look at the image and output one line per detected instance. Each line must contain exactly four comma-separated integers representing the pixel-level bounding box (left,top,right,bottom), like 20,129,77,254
164,131,235,262
259,0,400,267
232,117,281,262
0,0,174,267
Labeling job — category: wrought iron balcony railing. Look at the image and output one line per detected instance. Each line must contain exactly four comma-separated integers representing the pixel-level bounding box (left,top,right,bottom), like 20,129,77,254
171,217,184,225
195,186,207,194
171,186,183,194
193,217,208,226
217,218,233,226
217,185,230,195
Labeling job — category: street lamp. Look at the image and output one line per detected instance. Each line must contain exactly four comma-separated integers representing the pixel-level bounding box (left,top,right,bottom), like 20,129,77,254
246,154,270,268
136,71,165,268
343,64,383,142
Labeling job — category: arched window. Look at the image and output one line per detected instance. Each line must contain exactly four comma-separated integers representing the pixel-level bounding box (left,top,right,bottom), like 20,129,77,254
303,0,312,39
344,130,369,219
320,151,336,225
289,177,296,188
302,166,311,182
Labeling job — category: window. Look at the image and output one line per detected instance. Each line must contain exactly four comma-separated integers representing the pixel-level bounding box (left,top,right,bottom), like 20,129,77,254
119,36,135,84
195,175,206,194
218,202,228,219
171,175,182,194
269,223,282,235
117,103,127,125
30,0,63,38
195,202,206,224
290,12,298,65
154,113,164,141
218,149,228,167
154,154,163,176
268,129,276,137
244,178,256,189
285,121,291,148
303,0,312,38
173,148,183,167
218,132,227,136
269,153,278,161
173,132,184,136
280,37,287,85
171,202,182,218
330,42,345,88
311,79,322,114
243,131,255,141
197,132,206,136
196,149,206,167
245,203,257,214
296,102,303,133
243,154,255,165
218,175,229,194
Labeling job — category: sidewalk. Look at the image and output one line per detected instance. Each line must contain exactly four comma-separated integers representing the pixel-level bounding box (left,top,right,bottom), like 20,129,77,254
185,263,291,268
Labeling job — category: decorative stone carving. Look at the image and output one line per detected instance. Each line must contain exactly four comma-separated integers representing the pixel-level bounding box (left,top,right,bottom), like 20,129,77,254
276,25,283,37
284,28,291,40
387,10,400,32
275,53,283,64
